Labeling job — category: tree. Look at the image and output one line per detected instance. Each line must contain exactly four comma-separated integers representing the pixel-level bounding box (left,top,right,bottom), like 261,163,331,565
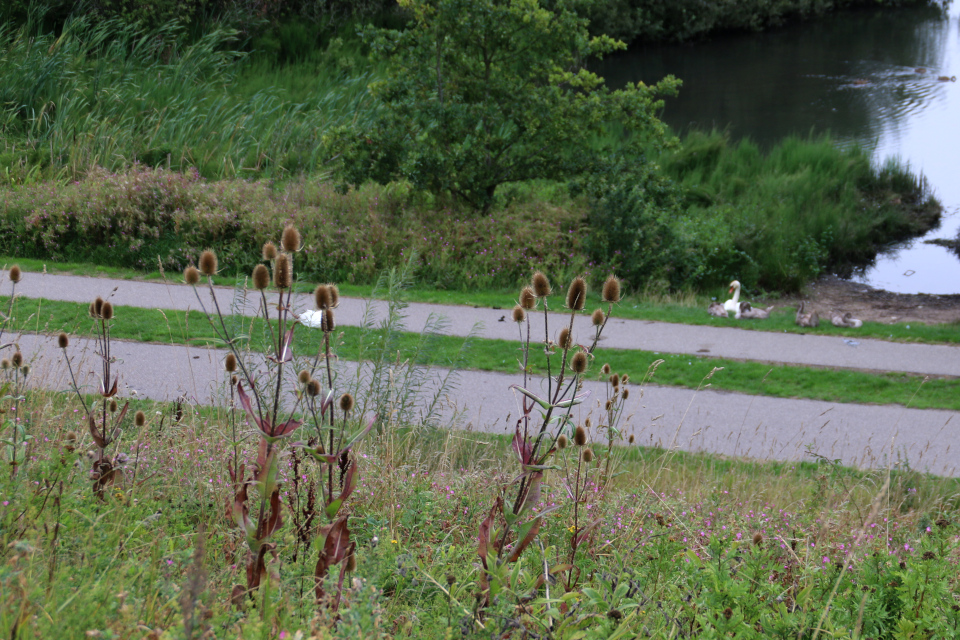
329,0,680,213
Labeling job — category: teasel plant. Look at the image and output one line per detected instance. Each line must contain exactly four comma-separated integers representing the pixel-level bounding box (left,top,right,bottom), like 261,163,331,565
0,265,25,478
477,273,621,608
58,298,131,499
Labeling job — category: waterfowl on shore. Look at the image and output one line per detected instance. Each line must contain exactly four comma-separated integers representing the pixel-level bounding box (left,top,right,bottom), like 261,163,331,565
707,301,727,318
831,312,863,328
298,309,324,328
739,302,775,319
916,68,927,74
723,280,742,315
938,75,957,82
795,301,819,328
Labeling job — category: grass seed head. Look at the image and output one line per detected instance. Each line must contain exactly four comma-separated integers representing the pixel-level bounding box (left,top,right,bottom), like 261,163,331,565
11,351,22,368
574,425,587,446
566,276,586,310
58,332,69,349
323,309,335,332
557,434,568,449
262,241,278,261
199,250,218,276
273,253,292,289
281,225,301,252
512,305,525,323
571,351,588,374
591,308,605,326
339,393,355,413
225,353,237,372
602,275,621,303
519,286,536,310
252,264,270,290
9,265,21,283
101,301,114,320
135,411,146,427
184,266,200,286
532,272,551,298
306,379,321,397
558,327,572,349
582,448,594,463
298,369,311,385
314,284,331,310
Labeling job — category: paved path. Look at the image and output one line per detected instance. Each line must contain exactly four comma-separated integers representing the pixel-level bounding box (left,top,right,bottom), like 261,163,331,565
6,270,960,377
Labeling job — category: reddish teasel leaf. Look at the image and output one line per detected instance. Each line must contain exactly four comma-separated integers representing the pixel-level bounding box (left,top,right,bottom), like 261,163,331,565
574,519,602,547
279,325,296,363
114,401,129,427
87,415,106,449
229,584,246,609
101,375,119,398
518,471,543,514
230,482,252,532
512,422,533,465
264,488,283,538
236,381,267,432
272,418,301,437
315,517,352,601
246,543,275,592
508,517,541,563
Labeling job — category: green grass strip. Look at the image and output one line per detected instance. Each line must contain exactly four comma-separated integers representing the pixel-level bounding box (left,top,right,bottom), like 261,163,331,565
3,256,957,345
5,295,958,411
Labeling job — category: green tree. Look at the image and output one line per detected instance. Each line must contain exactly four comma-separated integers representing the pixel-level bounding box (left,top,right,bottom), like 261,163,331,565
329,0,680,213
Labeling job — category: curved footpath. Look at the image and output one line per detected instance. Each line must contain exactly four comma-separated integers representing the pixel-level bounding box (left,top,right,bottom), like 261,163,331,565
4,270,960,476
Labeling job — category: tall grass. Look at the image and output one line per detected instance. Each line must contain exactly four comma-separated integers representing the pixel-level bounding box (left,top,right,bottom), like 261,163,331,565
0,17,379,182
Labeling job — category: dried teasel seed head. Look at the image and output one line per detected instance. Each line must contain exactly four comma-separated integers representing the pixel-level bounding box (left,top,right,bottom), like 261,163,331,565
88,301,98,318
558,328,572,349
135,410,146,427
199,250,218,276
339,393,355,413
252,264,270,290
532,272,551,298
225,353,237,373
723,607,732,620
628,434,635,444
574,425,587,446
183,266,200,286
262,241,278,261
582,448,594,463
327,284,340,308
20,364,29,377
0,359,9,370
446,573,456,586
610,373,620,387
101,301,114,320
621,374,629,384
622,388,630,400
231,374,238,386
94,297,105,317
314,284,331,310
512,305,525,323
281,225,301,252
519,286,536,310
109,399,118,413
591,309,605,326
605,399,613,411
273,253,292,289
298,369,311,385
11,351,22,368
601,363,611,375
571,351,588,374
753,532,763,546
65,430,77,442
8,265,21,283
346,554,357,573
557,434,568,449
58,332,69,349
306,378,321,397
65,431,77,452
322,309,335,332
602,275,621,303
566,277,586,311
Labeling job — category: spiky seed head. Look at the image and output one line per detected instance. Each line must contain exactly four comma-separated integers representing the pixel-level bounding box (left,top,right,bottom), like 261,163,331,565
622,388,630,400
199,250,218,276
281,225,301,252
346,554,357,573
628,434,635,444
314,284,331,310
591,309,605,326
20,364,29,377
88,301,98,318
610,373,620,387
65,431,77,452
584,418,591,429
58,332,69,349
621,374,629,384
532,272,551,298
101,301,114,320
0,359,9,370
558,328,572,349
94,297,105,317
323,309,335,332
327,284,340,308
446,573,456,586
602,275,621,303
109,398,118,413
273,253,292,289
574,425,587,446
262,241,278,261
566,277,586,311
753,532,763,546
306,379,321,397
602,363,611,375
571,351,588,374
11,351,22,368
339,393,355,413
582,448,594,463
557,434,568,449
9,265,21,283
181,265,199,285
298,369,311,385
723,607,732,620
512,305,525,323
519,286,536,310
135,411,146,427
252,264,270,290
231,374,238,386
225,353,237,373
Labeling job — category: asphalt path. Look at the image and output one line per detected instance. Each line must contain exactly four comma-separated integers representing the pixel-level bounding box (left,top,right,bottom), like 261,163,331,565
5,269,960,377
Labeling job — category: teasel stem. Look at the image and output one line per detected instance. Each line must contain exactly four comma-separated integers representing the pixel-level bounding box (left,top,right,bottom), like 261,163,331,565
323,330,336,503
0,277,16,343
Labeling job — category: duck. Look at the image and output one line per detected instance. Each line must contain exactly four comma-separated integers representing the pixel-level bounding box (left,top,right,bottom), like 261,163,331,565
831,312,863,328
739,302,775,319
707,301,727,318
795,301,819,328
938,75,957,82
723,280,742,316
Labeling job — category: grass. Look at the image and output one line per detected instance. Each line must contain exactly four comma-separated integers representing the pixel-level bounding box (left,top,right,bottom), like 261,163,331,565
5,294,959,410
5,257,958,346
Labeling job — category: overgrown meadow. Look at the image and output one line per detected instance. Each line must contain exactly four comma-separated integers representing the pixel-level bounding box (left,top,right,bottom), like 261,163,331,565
2,228,960,639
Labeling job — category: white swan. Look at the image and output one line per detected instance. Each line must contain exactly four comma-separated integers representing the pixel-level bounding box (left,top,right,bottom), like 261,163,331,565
298,309,324,329
723,280,742,316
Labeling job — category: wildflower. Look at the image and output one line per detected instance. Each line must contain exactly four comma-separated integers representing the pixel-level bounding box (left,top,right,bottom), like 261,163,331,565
135,411,146,427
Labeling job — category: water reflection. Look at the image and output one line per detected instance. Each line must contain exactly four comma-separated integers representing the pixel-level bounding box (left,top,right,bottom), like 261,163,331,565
596,2,960,294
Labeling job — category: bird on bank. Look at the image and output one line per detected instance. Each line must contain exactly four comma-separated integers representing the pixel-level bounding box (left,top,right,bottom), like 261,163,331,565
831,312,863,328
723,280,743,316
738,302,775,319
707,301,727,317
795,302,819,327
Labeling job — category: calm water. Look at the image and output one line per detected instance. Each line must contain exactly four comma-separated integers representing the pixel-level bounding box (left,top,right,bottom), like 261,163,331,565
597,2,960,294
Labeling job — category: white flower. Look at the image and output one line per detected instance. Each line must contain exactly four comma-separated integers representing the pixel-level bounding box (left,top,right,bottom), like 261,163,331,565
298,310,324,329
